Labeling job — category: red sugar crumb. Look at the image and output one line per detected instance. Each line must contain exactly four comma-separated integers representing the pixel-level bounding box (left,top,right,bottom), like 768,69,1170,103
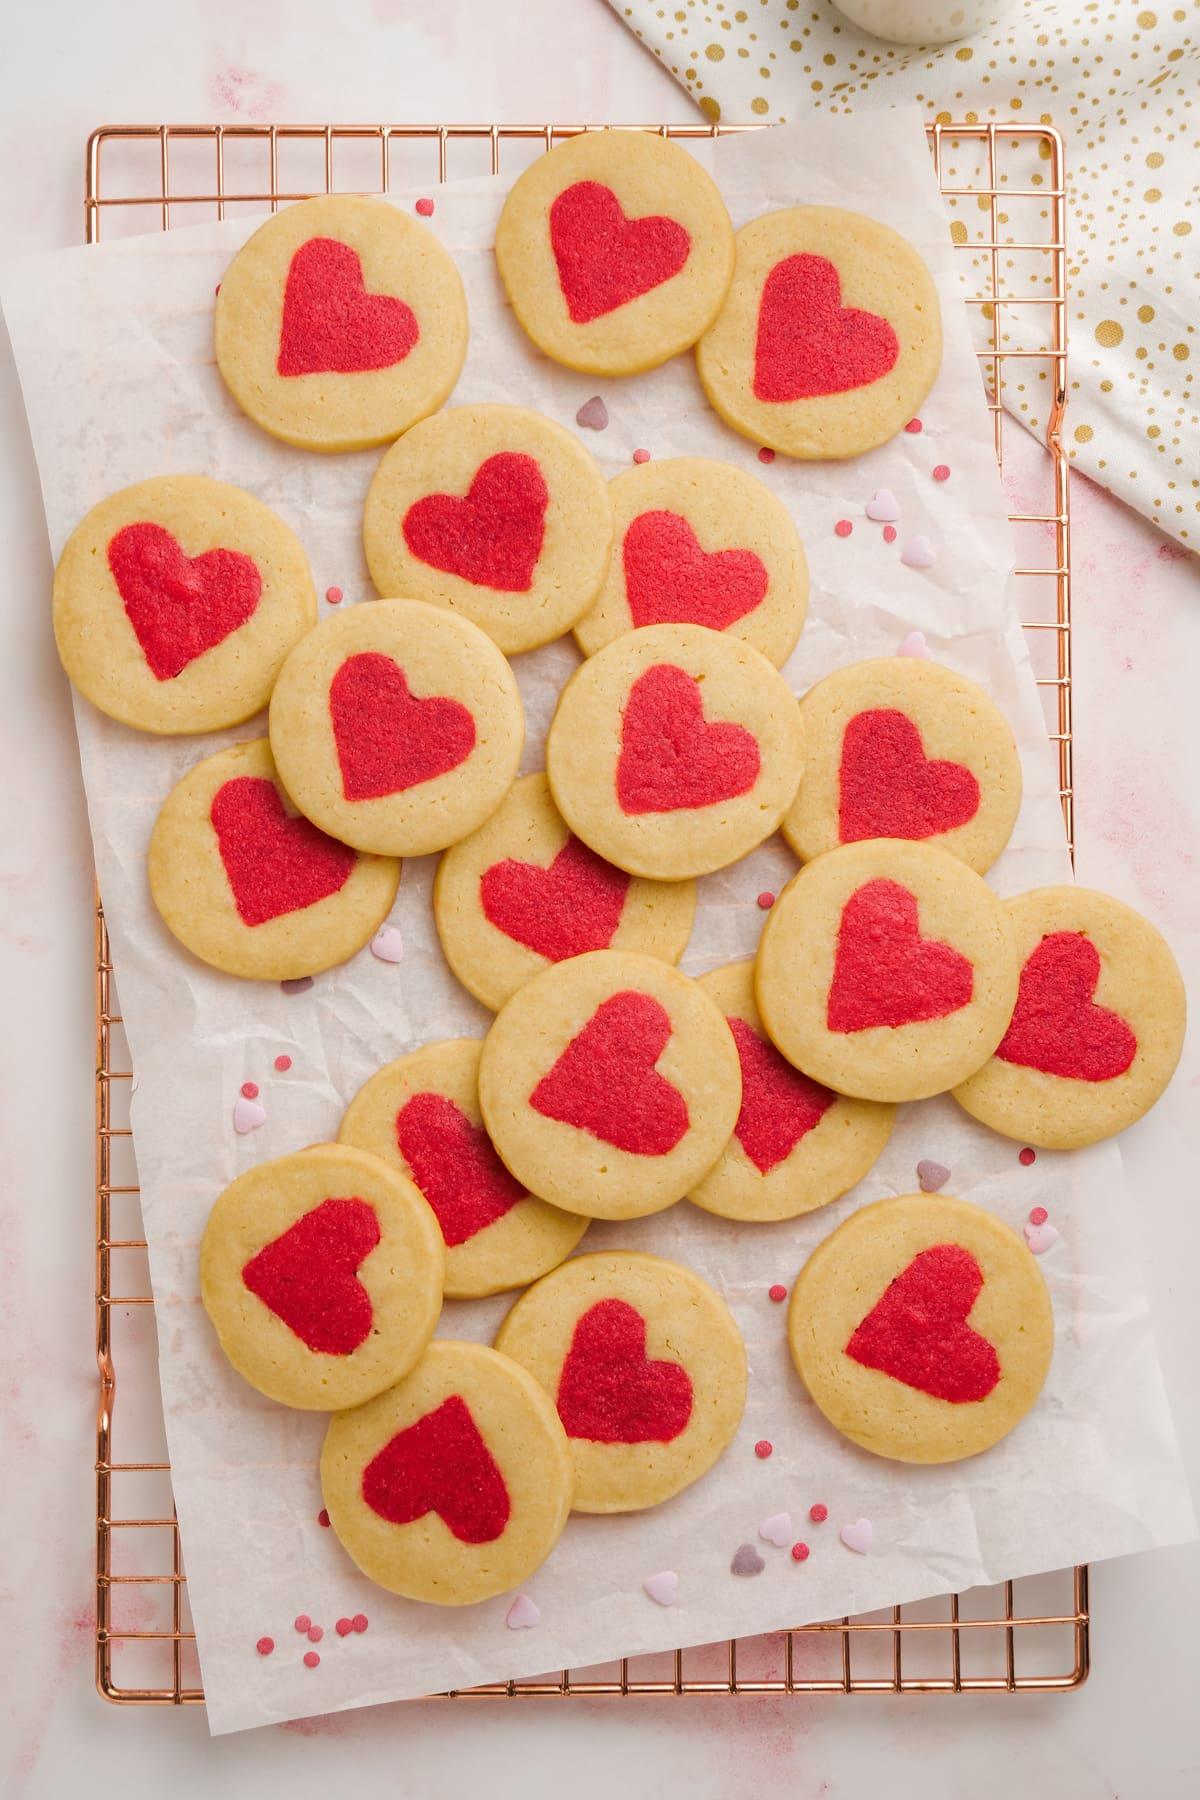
1029,1205,1049,1226
768,1283,787,1303
325,586,344,605
241,1081,259,1100
905,418,923,434
256,1636,274,1656
274,1054,292,1072
757,447,775,464
883,525,898,544
335,1617,354,1638
307,1625,324,1643
415,197,435,217
303,1651,320,1669
756,891,776,910
754,1440,773,1460
791,1542,810,1563
809,1502,828,1524
932,464,951,482
632,448,651,465
834,519,853,538
294,1614,311,1633
352,1613,369,1634
317,1509,330,1528
1019,1147,1037,1167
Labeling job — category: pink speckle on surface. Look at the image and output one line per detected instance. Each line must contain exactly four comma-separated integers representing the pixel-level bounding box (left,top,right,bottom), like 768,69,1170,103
809,1502,828,1524
317,1508,330,1528
335,1617,354,1637
933,464,951,482
756,891,775,910
415,197,435,217
768,1283,787,1303
256,1636,274,1656
834,519,853,538
208,64,284,120
1019,1147,1037,1167
883,525,897,544
791,1542,810,1563
758,447,775,464
754,1439,773,1460
294,1614,311,1633
274,1054,292,1072
632,448,651,465
306,1625,324,1644
352,1613,369,1633
905,418,923,434
325,586,344,605
240,1081,259,1100
303,1651,320,1669
1029,1205,1049,1226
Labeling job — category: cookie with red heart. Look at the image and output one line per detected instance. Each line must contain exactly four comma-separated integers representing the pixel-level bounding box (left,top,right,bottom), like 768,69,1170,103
479,949,741,1220
200,1144,444,1410
696,206,942,459
53,476,316,735
546,623,804,881
953,886,1185,1148
321,1340,572,1603
363,403,613,654
785,657,1022,873
215,195,467,453
339,1037,589,1298
573,456,808,669
495,130,734,376
691,960,893,1222
755,839,1019,1102
788,1193,1053,1464
433,773,695,1011
148,738,400,980
268,599,523,857
495,1250,747,1511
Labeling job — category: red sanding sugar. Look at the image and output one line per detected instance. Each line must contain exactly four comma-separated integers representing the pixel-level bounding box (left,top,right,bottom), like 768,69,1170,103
403,452,548,592
809,1503,828,1524
211,776,356,926
933,464,951,481
791,1542,810,1563
242,1199,381,1356
480,836,629,963
415,197,435,217
828,880,974,1033
352,1614,369,1634
1029,1205,1049,1226
108,521,263,682
362,1398,511,1543
728,1018,834,1176
845,1245,1000,1405
623,511,768,633
274,1054,292,1072
756,892,775,910
905,418,923,433
768,1284,788,1303
632,448,651,465
558,1298,693,1444
303,1651,320,1669
834,519,853,538
396,1092,527,1246
336,1617,354,1637
329,652,477,801
277,237,418,377
754,1440,773,1460
550,181,690,323
839,710,980,845
256,1636,274,1655
530,989,690,1157
241,1081,259,1100
1019,1147,1037,1166
294,1615,311,1633
758,447,775,464
616,664,761,816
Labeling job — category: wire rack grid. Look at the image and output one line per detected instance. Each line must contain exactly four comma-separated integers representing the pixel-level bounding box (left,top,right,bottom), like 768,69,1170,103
89,119,1082,1708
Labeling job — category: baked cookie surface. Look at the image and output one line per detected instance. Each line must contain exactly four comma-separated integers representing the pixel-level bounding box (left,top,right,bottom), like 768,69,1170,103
784,657,1022,873
215,195,468,452
788,1193,1053,1464
755,839,1018,1103
952,886,1186,1149
696,206,942,459
478,949,741,1220
573,456,807,667
53,476,316,735
200,1144,444,1411
268,600,523,857
495,1250,747,1513
148,738,400,981
546,623,805,881
494,130,734,375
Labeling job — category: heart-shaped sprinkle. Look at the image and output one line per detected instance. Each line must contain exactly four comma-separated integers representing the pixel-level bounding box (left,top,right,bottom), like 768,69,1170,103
840,1518,873,1555
370,925,405,964
758,1512,793,1548
643,1570,679,1607
506,1593,541,1630
1024,1221,1059,1255
917,1159,951,1193
576,395,609,431
897,629,932,659
731,1543,765,1577
901,536,937,571
866,488,900,523
233,1096,267,1135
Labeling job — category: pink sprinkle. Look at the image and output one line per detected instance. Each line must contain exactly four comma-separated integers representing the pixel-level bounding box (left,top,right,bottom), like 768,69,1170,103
256,1636,274,1656
352,1613,369,1634
883,525,898,544
632,448,651,465
335,1617,354,1637
754,1440,773,1460
756,891,775,910
809,1503,828,1524
791,1542,810,1563
834,519,853,538
307,1625,323,1643
768,1283,787,1303
241,1081,259,1100
294,1614,311,1633
1029,1205,1049,1226
1019,1147,1037,1167
303,1651,320,1669
317,1509,330,1528
415,197,435,217
757,447,775,464
905,418,923,434
274,1054,292,1072
325,586,344,605
932,464,951,482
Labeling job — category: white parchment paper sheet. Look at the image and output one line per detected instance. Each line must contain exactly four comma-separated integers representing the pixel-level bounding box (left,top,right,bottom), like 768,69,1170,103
2,110,1192,1735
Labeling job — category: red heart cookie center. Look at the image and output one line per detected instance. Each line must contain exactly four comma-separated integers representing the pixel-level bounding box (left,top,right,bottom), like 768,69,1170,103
727,1017,836,1175
556,1297,694,1443
396,1092,528,1248
845,1243,1001,1404
276,237,419,376
108,522,261,682
623,510,770,633
616,663,761,815
210,775,358,926
479,836,630,962
361,1394,511,1544
530,989,689,1156
329,651,476,801
402,452,549,593
827,878,974,1033
753,253,899,404
997,930,1137,1082
839,710,981,844
549,180,691,324
241,1197,380,1355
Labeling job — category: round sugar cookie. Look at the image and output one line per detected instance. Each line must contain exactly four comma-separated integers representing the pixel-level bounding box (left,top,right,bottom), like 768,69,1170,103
691,961,893,1222
433,773,696,1011
494,1250,747,1513
755,839,1018,1103
214,195,468,452
148,738,400,981
478,949,741,1221
363,404,613,654
200,1144,444,1411
545,623,804,881
339,1038,589,1298
321,1341,573,1605
573,456,807,667
494,129,734,376
696,206,942,459
268,600,523,857
952,886,1186,1150
784,657,1022,874
53,476,316,735
787,1193,1053,1464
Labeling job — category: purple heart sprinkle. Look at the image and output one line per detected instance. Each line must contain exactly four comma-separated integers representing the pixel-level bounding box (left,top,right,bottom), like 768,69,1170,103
731,1543,765,1577
280,976,314,995
576,395,609,431
917,1159,951,1193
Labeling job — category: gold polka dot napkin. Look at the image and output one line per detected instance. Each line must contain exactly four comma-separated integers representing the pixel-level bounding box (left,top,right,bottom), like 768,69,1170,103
605,1,1198,545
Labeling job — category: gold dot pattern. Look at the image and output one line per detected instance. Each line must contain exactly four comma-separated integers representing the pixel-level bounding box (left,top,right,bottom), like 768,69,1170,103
608,0,1198,544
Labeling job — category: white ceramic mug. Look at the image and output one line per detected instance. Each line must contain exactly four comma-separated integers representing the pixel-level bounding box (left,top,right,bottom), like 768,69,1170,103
830,1,1014,46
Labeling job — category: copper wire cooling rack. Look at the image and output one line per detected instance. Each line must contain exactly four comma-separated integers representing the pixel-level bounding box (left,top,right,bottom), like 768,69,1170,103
90,120,1083,1706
